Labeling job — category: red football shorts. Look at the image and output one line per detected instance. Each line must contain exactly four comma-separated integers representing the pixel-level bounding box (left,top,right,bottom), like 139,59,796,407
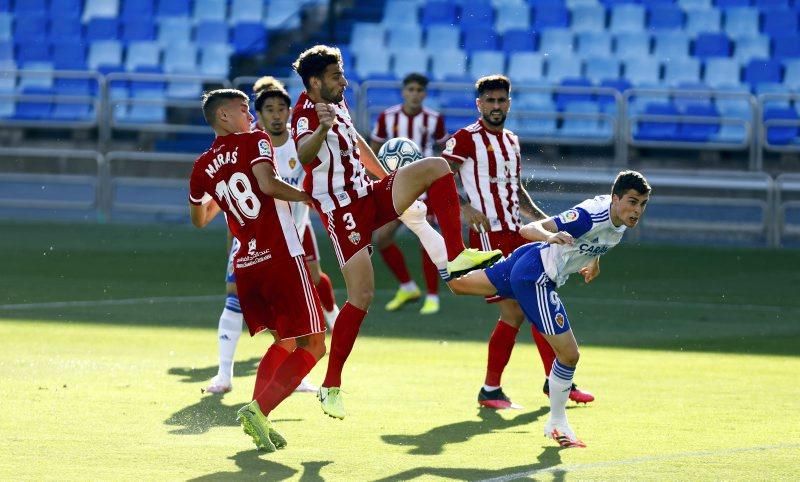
469,229,528,303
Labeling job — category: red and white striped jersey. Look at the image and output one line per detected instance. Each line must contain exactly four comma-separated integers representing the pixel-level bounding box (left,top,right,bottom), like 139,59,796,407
189,131,304,269
370,104,448,157
291,91,372,214
442,119,523,232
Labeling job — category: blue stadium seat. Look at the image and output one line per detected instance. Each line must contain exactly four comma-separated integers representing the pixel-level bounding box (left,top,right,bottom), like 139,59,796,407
231,0,264,24
158,17,193,46
506,110,557,138
121,0,156,20
577,32,613,57
723,8,759,38
387,24,423,54
265,0,302,30
685,8,722,35
704,58,741,87
53,41,86,70
49,16,83,42
125,42,161,71
87,17,120,42
653,32,690,59
425,25,460,52
624,57,662,86
17,43,51,64
502,29,536,53
469,50,505,80
88,40,122,70
351,23,386,53
195,21,229,46
54,77,94,96
716,0,750,7
157,0,191,18
571,4,606,33
514,82,554,110
0,39,11,63
0,13,11,41
50,0,83,17
585,57,621,83
382,0,419,27
599,78,632,110
533,4,570,30
199,44,230,77
463,27,499,52
782,59,800,90
163,44,197,74
743,59,782,88
127,89,167,124
555,77,593,109
52,102,93,121
693,33,731,59
762,9,799,37
194,0,227,22
460,2,493,29
495,3,529,33
714,88,750,143
647,5,684,31
763,106,798,145
636,102,680,140
773,35,800,59
83,0,119,21
755,0,791,7
679,0,712,7
355,49,391,79
18,63,55,91
615,32,651,59
733,36,770,63
507,52,544,83
392,48,429,78
122,19,157,42
677,103,720,141
539,29,574,56
15,0,46,15
664,58,701,86
561,101,608,138
431,49,467,80
546,57,583,82
232,23,267,55
15,14,47,44
421,2,458,26
610,4,645,33
15,86,53,120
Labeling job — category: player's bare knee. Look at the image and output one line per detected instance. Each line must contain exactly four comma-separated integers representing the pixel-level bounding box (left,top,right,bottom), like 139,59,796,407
420,157,450,179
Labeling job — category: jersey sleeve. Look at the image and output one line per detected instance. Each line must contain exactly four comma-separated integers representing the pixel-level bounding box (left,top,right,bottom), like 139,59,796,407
433,114,448,144
188,163,212,205
442,129,472,165
552,207,593,238
249,131,276,167
371,111,388,142
291,105,319,144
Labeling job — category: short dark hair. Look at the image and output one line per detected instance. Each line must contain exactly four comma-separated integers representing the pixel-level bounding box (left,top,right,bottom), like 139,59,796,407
292,45,343,89
403,73,429,88
475,75,511,96
201,89,249,125
612,170,651,197
255,87,292,111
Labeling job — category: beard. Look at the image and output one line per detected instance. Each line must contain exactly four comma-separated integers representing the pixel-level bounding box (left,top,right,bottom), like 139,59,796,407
482,110,506,127
321,84,344,103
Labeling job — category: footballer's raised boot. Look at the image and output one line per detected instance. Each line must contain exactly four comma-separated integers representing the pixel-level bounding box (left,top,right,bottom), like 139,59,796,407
419,297,440,315
294,376,318,393
478,387,523,410
544,419,586,448
385,287,422,311
203,375,232,394
318,386,346,419
268,426,287,449
447,248,503,278
236,401,277,452
543,379,595,404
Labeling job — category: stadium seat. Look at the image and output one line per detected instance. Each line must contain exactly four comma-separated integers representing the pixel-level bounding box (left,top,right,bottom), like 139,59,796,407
387,24,422,53
193,0,227,22
743,59,783,88
561,101,607,138
425,25,460,53
507,52,544,83
571,4,606,33
232,23,267,55
127,90,167,124
555,77,593,109
460,2,494,29
355,49,391,79
679,0,712,8
624,57,662,86
231,0,264,24
599,77,631,110
539,29,574,57
53,41,86,70
495,3,529,33
693,33,731,59
157,0,191,18
50,0,83,17
469,50,505,80
782,59,800,90
723,8,760,38
199,44,230,77
17,43,50,65
577,32,613,57
121,19,156,42
677,103,720,141
763,106,799,145
716,0,749,7
704,57,741,87
121,0,155,20
88,40,122,70
635,102,680,140
546,57,583,82
431,49,466,80
265,0,302,30
13,0,45,14
755,0,791,7
83,0,119,21
0,13,11,41
125,41,160,71
86,17,119,42
421,2,458,26
463,27,499,53
652,32,690,59
663,58,701,86
647,5,684,31
15,86,53,120
685,8,722,35
0,39,11,63
501,29,536,53
762,9,799,37
585,57,621,83
382,0,419,27
533,4,570,30
163,44,197,74
392,48,430,78
351,22,386,53
733,36,770,64
507,108,557,137
615,32,651,60
158,17,193,46
15,15,47,45
772,35,800,59
610,4,645,33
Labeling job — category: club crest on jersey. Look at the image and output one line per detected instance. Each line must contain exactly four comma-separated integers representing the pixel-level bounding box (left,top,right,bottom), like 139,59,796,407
555,313,565,328
248,238,257,255
348,231,361,245
559,209,579,223
258,139,272,157
289,158,297,169
444,137,456,154
296,117,309,135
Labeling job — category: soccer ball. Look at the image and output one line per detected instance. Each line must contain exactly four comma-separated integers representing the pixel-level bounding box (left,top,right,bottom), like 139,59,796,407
377,137,422,172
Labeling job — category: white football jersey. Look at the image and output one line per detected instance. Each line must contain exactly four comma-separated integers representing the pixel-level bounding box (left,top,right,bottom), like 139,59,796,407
539,195,627,287
273,136,310,234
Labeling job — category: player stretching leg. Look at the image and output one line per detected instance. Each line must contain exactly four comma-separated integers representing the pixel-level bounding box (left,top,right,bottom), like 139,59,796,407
291,45,502,419
189,89,327,451
448,171,651,447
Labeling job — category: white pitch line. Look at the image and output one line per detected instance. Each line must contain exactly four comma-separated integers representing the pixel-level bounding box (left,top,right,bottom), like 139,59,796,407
0,295,219,311
480,442,800,482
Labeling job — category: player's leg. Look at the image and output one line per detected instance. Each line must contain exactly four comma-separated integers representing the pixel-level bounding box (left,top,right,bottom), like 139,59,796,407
539,329,585,448
478,300,525,409
537,326,594,404
206,240,244,394
375,220,421,311
420,246,440,315
302,222,340,327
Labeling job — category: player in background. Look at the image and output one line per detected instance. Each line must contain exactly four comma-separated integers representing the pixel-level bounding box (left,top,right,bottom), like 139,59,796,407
369,73,449,315
442,75,594,410
291,45,502,419
189,89,327,452
448,170,651,447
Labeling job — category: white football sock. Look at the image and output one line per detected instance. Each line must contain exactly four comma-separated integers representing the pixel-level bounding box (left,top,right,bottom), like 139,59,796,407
548,359,576,423
400,281,419,292
399,200,448,271
217,301,243,381
482,384,500,392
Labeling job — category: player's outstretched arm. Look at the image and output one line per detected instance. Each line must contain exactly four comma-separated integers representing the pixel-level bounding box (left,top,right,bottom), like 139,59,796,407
252,162,311,203
520,219,574,245
189,199,221,228
518,181,548,221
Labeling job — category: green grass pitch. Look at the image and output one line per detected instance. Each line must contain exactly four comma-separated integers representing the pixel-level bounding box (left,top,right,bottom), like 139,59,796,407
1,221,799,480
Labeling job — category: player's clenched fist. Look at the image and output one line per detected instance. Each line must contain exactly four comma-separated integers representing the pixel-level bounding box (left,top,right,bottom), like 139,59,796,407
315,103,336,130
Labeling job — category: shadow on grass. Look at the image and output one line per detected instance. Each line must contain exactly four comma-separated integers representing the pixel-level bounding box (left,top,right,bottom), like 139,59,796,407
382,406,549,456
373,446,567,482
188,449,332,481
168,357,261,385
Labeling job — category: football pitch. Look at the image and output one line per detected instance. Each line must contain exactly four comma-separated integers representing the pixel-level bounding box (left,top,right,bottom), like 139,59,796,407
1,221,798,481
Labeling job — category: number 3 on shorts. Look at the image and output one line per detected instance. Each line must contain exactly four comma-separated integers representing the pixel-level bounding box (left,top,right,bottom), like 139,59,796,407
342,212,356,230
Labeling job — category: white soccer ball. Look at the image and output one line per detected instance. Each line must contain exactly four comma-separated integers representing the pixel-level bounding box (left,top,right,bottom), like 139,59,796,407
377,137,423,172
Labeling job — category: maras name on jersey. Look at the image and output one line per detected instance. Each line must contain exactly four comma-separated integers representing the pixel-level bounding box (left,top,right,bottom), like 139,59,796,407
204,149,239,178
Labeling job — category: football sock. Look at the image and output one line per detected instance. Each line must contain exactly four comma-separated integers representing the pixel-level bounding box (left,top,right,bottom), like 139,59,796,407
531,326,557,376
425,294,439,303
400,281,419,292
398,201,448,276
379,244,412,284
485,320,519,386
421,247,440,295
322,302,367,388
426,173,466,261
549,360,576,422
217,295,243,381
482,385,500,392
315,272,336,312
256,348,317,416
252,343,289,400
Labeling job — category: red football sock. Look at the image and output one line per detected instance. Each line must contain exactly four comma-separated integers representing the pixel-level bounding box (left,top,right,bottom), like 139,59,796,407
322,302,367,388
531,326,556,376
315,272,336,312
255,348,317,416
426,173,465,261
485,320,519,386
380,244,412,284
421,246,439,295
252,343,290,400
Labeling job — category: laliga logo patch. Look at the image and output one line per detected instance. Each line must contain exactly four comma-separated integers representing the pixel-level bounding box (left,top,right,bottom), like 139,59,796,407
444,137,456,154
559,209,579,223
555,313,565,328
348,231,361,245
296,117,309,134
258,139,272,157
